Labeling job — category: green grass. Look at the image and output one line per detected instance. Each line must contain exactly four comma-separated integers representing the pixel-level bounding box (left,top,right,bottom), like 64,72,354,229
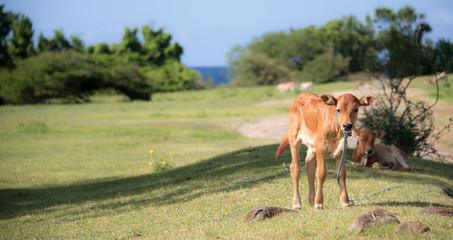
411,76,453,103
1,82,452,239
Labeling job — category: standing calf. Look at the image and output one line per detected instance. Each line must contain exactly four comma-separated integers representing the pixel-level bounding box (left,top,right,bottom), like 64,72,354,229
352,129,411,170
275,93,374,210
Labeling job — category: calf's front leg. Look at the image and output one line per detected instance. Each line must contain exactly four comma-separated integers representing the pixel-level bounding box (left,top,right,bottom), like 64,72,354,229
335,155,350,208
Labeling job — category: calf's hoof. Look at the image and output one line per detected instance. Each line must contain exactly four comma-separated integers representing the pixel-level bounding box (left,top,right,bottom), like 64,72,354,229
342,202,351,208
314,204,323,210
292,198,301,210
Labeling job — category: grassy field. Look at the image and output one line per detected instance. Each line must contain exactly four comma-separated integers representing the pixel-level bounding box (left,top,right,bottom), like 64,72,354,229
1,81,452,239
411,75,453,103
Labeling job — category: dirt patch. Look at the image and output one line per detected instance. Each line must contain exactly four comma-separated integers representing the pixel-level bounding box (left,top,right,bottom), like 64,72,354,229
238,114,288,140
254,99,293,107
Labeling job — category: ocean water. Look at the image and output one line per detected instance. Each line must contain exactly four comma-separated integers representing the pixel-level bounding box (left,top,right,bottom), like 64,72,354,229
191,66,232,85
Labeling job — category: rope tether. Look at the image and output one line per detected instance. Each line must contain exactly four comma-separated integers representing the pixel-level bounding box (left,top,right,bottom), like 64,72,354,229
335,109,351,190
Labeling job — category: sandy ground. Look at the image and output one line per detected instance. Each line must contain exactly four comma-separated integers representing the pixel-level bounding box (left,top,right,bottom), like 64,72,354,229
237,83,453,163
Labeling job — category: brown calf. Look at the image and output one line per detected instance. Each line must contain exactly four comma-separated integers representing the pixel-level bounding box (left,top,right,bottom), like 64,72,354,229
352,129,411,170
275,93,375,210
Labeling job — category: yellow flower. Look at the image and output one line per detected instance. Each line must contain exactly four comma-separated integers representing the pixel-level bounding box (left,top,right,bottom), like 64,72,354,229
168,152,174,157
149,162,153,167
161,161,167,165
149,150,154,156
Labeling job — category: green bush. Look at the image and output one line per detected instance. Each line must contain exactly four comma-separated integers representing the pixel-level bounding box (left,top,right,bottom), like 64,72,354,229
89,53,152,100
143,60,200,92
0,50,153,104
300,47,350,84
230,52,291,86
110,63,151,101
360,99,448,156
0,50,101,104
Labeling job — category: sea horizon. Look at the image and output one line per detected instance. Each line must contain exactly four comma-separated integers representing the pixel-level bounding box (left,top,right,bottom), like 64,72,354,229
190,66,232,85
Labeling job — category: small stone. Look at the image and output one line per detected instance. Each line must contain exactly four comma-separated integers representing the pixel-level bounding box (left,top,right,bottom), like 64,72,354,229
243,206,297,223
349,208,400,232
420,207,453,217
395,221,430,233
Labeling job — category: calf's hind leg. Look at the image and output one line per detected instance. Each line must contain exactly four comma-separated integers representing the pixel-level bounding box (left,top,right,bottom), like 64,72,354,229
289,141,302,209
305,147,316,207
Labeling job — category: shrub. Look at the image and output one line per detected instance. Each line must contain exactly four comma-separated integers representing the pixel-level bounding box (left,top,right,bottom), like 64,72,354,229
300,47,350,84
0,50,102,104
143,60,200,92
360,97,451,157
110,63,151,101
230,52,291,86
0,50,153,104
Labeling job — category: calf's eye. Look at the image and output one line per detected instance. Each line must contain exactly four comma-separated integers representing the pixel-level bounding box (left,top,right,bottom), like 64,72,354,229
354,109,359,112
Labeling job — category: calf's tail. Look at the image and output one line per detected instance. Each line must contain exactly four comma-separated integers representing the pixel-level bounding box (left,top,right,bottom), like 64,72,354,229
275,135,289,159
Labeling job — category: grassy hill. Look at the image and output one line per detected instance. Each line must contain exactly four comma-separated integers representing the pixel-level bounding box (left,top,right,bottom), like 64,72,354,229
0,79,452,239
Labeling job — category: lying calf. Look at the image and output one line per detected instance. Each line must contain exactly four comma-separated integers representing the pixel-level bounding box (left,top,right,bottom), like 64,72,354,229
352,129,411,170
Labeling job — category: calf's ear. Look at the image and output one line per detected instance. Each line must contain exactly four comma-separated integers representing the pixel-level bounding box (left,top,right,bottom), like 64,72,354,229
354,128,361,136
320,94,337,105
359,94,375,106
375,131,386,138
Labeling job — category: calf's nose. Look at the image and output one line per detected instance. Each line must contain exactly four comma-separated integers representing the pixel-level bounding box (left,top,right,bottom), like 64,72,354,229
367,149,374,154
343,124,353,131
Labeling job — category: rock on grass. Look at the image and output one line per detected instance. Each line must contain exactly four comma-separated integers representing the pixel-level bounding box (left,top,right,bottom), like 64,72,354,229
349,208,400,233
420,207,453,217
243,206,297,223
395,221,430,233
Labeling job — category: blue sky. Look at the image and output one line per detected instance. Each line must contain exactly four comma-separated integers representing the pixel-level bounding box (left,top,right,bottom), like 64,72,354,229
2,0,453,67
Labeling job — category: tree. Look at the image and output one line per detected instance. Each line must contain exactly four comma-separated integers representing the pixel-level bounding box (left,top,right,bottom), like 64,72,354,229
93,42,110,54
70,35,84,53
317,16,374,72
0,4,13,67
8,14,34,58
142,26,182,64
301,47,350,84
0,6,196,103
247,31,290,68
228,27,327,84
284,27,327,71
247,27,326,71
434,39,453,72
50,29,70,51
36,30,72,53
118,27,141,54
361,6,451,159
230,52,291,86
36,33,50,53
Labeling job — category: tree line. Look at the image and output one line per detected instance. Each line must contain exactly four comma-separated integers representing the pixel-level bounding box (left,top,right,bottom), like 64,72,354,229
0,4,201,104
228,5,453,86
